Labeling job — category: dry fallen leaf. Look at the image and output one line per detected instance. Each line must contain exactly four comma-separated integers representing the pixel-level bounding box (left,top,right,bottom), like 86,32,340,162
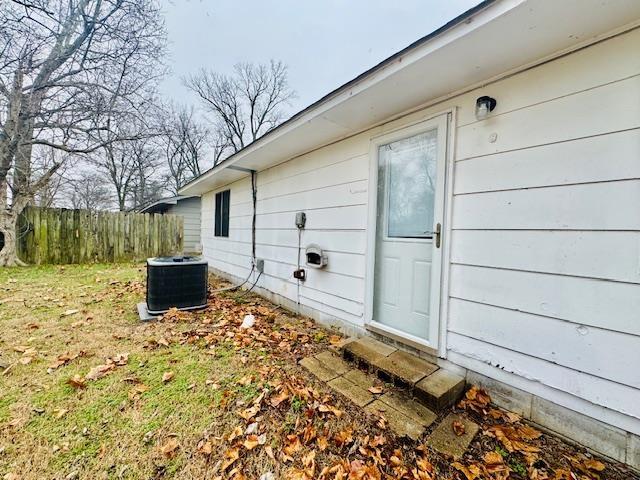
317,435,328,451
160,437,179,457
128,383,150,400
245,422,258,435
197,440,213,455
221,446,240,470
483,451,504,465
317,404,342,418
583,458,605,472
458,385,491,413
239,405,260,420
368,386,384,395
452,420,466,436
488,407,521,423
227,425,244,442
47,351,86,373
243,435,259,450
53,408,68,419
67,375,86,389
518,424,542,440
85,363,115,381
452,461,482,480
567,453,606,478
162,371,175,383
483,451,510,475
270,390,289,407
283,434,302,456
333,428,354,447
553,469,573,480
264,445,275,460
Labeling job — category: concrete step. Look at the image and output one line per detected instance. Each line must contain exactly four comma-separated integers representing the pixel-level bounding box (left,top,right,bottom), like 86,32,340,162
341,336,465,412
300,344,478,451
299,350,437,440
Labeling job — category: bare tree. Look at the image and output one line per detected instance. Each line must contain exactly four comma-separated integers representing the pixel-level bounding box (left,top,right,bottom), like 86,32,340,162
128,136,164,210
130,174,164,211
92,125,163,212
67,171,113,211
160,104,217,194
0,0,166,265
185,61,295,154
32,149,69,207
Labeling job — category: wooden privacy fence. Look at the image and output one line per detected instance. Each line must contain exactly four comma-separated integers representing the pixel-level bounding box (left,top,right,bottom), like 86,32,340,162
17,207,184,265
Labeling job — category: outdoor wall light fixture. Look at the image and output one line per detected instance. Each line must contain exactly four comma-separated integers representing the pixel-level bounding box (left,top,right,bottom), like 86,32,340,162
475,96,497,120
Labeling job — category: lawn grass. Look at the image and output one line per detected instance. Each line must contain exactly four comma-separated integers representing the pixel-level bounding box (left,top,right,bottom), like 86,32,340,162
1,264,635,480
0,264,372,479
0,265,260,478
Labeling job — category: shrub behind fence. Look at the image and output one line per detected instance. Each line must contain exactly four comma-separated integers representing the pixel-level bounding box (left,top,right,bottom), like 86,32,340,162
17,207,184,264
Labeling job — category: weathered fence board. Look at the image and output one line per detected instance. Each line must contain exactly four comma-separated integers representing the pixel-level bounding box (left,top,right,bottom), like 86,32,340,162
17,207,184,264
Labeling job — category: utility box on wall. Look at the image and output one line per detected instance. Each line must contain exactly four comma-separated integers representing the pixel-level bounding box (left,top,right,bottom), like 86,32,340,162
305,244,328,269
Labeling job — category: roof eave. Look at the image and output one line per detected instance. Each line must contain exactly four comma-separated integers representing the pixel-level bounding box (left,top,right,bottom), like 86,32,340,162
179,0,500,196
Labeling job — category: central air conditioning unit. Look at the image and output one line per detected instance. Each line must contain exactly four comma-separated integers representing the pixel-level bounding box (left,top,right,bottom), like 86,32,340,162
146,256,208,314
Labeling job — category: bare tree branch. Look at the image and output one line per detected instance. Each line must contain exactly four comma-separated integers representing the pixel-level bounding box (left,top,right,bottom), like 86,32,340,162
0,0,167,265
158,103,214,194
184,60,295,154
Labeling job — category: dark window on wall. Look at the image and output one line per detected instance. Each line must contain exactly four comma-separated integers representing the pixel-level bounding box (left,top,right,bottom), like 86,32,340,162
214,190,230,237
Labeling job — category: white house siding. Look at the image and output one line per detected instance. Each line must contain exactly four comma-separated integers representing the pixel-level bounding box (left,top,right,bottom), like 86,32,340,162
445,26,640,437
201,27,640,437
201,134,372,328
167,197,201,252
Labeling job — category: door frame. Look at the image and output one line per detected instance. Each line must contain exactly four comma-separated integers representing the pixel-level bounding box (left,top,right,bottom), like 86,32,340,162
364,110,455,358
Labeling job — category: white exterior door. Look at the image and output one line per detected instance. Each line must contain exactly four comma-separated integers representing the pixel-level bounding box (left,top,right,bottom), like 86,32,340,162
370,115,448,349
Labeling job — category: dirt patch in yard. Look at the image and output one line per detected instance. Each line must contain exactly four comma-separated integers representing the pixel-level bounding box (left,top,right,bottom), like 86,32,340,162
0,264,637,480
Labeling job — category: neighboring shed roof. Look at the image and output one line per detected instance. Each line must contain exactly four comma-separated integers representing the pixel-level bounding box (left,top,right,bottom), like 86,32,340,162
138,195,199,214
179,0,640,196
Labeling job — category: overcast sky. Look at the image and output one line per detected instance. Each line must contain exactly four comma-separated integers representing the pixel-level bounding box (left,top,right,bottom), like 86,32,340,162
159,0,480,114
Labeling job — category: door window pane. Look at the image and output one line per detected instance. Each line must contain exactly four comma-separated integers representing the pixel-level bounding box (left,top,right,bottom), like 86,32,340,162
378,129,437,238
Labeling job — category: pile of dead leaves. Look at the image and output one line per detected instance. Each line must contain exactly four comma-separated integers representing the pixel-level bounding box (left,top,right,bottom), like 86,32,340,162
161,307,195,322
458,385,492,414
455,387,611,480
186,364,441,480
147,295,323,363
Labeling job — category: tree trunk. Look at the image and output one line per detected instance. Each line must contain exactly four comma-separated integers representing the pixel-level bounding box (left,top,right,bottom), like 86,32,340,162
0,210,25,267
13,117,34,195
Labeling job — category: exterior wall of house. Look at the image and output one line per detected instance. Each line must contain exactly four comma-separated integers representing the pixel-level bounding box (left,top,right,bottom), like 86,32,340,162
167,197,201,252
201,26,640,459
201,132,371,327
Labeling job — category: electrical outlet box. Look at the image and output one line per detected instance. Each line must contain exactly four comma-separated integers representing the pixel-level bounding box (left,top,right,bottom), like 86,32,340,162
293,268,306,281
295,212,306,229
256,258,265,273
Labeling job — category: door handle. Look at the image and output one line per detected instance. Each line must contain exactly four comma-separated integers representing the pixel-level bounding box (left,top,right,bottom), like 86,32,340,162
433,223,441,248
